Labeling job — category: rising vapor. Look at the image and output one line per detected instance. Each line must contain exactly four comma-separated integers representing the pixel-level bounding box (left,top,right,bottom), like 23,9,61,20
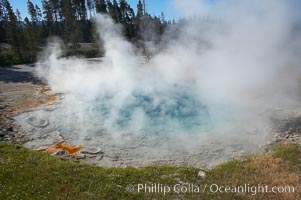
34,0,301,167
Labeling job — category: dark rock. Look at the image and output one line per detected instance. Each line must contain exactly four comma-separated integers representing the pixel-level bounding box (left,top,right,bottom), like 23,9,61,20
51,150,68,156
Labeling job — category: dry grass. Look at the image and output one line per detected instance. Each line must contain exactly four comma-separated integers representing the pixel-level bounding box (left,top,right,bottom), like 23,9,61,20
208,153,300,199
0,142,300,199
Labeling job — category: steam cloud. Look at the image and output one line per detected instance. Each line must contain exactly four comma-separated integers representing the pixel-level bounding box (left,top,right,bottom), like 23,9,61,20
36,0,301,165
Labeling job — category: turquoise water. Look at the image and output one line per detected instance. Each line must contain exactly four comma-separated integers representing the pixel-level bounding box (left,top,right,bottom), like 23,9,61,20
116,92,208,128
90,88,237,134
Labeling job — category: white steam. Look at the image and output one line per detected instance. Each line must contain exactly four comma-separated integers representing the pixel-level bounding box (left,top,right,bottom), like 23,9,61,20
36,0,301,166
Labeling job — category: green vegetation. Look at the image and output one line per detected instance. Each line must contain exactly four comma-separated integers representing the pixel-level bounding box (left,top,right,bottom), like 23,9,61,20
0,142,300,199
0,131,5,138
272,143,301,165
0,0,172,66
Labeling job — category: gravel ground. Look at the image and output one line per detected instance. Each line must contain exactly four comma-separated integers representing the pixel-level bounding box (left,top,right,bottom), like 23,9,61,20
0,65,42,143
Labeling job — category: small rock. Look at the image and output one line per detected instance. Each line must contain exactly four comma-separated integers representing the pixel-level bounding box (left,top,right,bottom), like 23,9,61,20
44,105,57,111
84,136,92,141
86,154,97,158
197,171,206,178
35,146,48,151
112,155,119,161
51,150,68,156
48,131,64,143
75,153,86,159
80,146,102,154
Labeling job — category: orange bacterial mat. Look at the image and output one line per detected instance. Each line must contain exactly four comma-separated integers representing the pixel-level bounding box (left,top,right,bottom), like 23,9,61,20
45,143,84,155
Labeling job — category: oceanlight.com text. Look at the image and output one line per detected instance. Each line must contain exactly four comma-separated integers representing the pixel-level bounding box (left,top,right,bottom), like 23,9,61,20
125,183,295,196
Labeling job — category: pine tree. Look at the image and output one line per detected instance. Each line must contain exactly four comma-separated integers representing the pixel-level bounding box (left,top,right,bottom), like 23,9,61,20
26,0,42,60
0,0,171,61
49,0,61,25
15,9,21,22
108,0,121,23
0,0,6,43
35,5,42,21
95,0,107,14
42,0,54,37
119,0,127,22
87,0,95,17
27,0,37,23
135,0,144,39
62,0,80,52
106,0,114,17
0,1,4,20
3,0,24,61
119,0,135,39
43,0,63,36
136,0,144,20
74,0,89,42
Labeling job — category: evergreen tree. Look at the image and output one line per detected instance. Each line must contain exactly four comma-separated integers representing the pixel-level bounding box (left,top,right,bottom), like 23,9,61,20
62,0,81,51
0,1,4,21
0,0,172,62
112,0,121,23
42,0,53,36
3,0,24,61
95,0,107,14
106,0,114,18
41,0,62,36
35,5,42,21
15,9,21,21
73,0,87,21
73,0,88,42
27,0,38,23
26,0,42,60
135,0,144,41
119,0,135,39
136,0,143,20
119,0,127,22
87,0,95,17
50,0,61,26
0,0,7,43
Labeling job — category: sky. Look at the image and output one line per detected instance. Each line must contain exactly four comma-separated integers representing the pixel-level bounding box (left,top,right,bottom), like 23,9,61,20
10,0,300,22
9,0,178,21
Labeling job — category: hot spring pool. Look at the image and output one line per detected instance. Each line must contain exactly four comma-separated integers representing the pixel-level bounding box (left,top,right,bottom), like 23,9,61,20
14,87,273,168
